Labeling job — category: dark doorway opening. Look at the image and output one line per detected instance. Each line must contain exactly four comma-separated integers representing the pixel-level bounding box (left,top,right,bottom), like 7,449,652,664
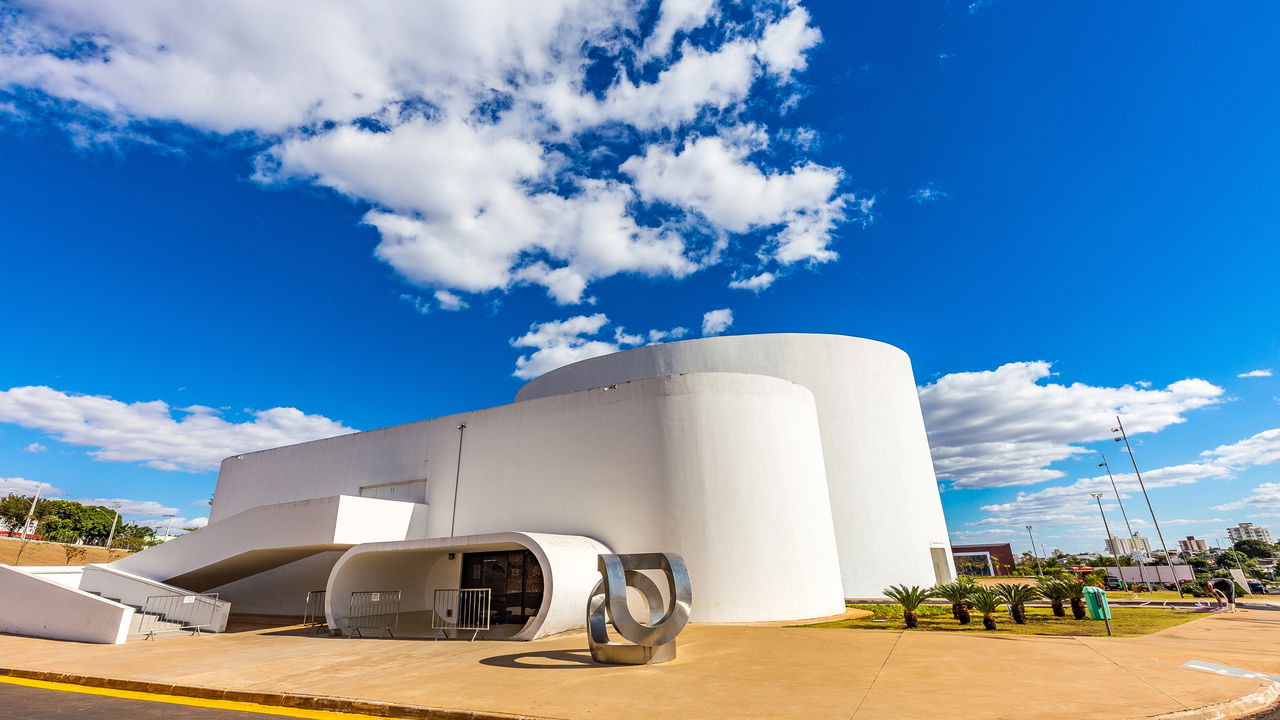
460,550,544,626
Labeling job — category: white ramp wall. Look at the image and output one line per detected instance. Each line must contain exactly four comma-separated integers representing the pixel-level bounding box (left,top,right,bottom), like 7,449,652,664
112,495,429,591
0,565,133,644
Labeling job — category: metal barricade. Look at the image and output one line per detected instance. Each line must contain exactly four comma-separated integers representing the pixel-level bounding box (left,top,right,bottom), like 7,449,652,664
136,593,223,639
346,590,400,638
431,588,491,641
302,589,327,634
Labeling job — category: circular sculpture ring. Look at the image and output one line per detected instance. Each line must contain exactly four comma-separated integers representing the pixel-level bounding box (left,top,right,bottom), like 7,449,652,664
586,552,692,665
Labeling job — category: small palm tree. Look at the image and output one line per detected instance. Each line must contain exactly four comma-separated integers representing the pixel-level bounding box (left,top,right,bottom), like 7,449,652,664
1063,578,1087,620
1037,577,1070,617
994,583,1041,624
932,581,974,624
883,584,933,629
969,589,1003,631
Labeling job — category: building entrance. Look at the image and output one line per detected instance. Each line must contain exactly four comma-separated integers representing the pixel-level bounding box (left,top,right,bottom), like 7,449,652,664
460,550,544,626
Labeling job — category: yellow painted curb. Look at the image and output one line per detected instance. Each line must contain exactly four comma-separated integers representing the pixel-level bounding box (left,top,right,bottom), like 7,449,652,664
0,674,385,719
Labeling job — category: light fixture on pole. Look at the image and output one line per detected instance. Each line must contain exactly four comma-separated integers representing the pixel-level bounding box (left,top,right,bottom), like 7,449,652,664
1098,452,1150,590
162,513,176,540
1091,492,1125,589
1112,416,1183,597
1026,525,1044,576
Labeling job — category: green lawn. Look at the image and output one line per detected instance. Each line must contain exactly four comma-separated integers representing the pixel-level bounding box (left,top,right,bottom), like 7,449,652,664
798,604,1208,637
1105,590,1191,600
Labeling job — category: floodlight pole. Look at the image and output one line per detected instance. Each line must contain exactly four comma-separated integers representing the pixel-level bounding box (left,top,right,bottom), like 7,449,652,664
1099,453,1150,589
1091,492,1125,589
1219,537,1246,573
449,424,466,537
21,485,42,539
1026,525,1044,576
104,503,122,551
1113,417,1183,597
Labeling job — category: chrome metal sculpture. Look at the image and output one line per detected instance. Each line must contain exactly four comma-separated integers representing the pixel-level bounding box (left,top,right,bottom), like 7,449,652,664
586,552,691,665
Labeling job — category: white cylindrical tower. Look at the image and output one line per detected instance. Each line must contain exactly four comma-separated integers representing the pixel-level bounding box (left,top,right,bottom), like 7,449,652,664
517,333,953,598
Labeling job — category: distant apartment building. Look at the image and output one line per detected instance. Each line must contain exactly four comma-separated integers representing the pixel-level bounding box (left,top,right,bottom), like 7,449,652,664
1178,536,1208,553
1227,523,1273,543
1105,533,1152,555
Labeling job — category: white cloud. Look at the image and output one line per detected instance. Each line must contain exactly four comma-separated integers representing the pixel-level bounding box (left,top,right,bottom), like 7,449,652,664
1239,369,1273,378
1203,428,1280,468
23,442,46,453
138,515,207,534
919,361,1224,489
622,135,851,266
949,528,1017,541
1160,518,1227,527
0,386,357,472
0,476,54,496
1,1,847,308
973,427,1280,530
399,294,431,315
510,314,688,380
756,6,822,77
701,308,734,336
728,272,776,292
643,0,718,60
1216,484,1280,512
76,497,178,516
909,183,947,203
434,290,468,312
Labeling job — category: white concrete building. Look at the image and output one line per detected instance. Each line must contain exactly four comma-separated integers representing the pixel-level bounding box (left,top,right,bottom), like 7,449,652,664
0,334,954,643
1227,523,1273,544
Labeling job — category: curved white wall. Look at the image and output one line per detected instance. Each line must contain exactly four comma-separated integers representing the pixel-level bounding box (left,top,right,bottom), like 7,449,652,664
516,333,953,598
210,372,845,623
327,532,610,640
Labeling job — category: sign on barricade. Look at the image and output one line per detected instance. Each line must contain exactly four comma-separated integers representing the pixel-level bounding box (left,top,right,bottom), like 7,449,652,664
347,590,400,638
136,593,224,639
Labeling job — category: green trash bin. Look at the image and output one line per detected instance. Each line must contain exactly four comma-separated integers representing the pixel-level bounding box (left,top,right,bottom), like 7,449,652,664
1083,586,1111,621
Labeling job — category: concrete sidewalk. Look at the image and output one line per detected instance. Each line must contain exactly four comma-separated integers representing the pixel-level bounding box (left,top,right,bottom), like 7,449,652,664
2,610,1280,719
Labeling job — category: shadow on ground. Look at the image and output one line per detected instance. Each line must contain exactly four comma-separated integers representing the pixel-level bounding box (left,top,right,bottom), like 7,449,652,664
478,649,601,669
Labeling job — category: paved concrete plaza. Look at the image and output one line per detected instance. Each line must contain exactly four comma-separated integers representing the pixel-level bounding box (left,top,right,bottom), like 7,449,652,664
2,611,1280,719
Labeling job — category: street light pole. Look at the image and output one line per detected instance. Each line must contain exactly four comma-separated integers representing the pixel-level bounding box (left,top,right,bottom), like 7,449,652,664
1219,537,1246,574
104,502,122,551
1113,416,1183,597
21,484,43,539
1026,525,1044,576
1091,492,1126,589
1099,452,1150,590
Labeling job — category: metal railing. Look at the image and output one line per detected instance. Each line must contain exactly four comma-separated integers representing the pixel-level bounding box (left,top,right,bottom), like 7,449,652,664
346,590,400,639
302,589,327,634
431,588,491,641
136,593,223,639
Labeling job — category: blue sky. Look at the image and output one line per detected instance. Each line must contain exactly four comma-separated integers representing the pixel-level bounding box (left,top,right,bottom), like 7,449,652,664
0,0,1276,549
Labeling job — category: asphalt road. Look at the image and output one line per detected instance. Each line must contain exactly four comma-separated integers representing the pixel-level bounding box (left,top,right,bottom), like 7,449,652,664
0,681,280,719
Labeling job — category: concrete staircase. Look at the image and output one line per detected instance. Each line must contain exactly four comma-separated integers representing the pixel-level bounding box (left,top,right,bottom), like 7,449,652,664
84,591,187,639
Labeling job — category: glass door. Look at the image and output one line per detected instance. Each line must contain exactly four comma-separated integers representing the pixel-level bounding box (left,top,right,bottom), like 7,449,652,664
461,550,543,626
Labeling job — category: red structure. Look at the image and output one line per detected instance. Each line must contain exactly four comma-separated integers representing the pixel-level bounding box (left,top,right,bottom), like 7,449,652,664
951,543,1016,576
